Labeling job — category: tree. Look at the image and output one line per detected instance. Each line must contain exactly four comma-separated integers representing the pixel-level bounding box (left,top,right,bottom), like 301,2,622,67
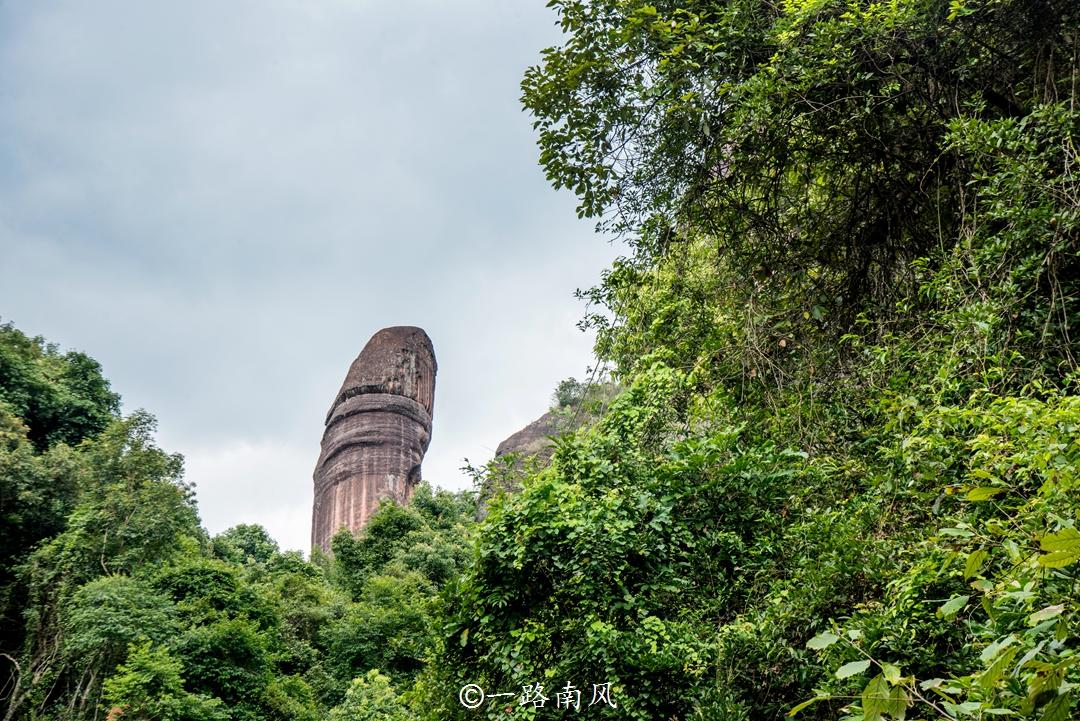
329,670,411,721
61,575,179,701
212,524,280,566
0,323,119,451
102,642,226,721
552,377,585,408
524,0,1077,345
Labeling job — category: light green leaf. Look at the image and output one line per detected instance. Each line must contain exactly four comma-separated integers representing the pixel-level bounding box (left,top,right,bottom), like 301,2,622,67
979,646,1019,690
806,631,840,650
1029,605,1064,625
1040,528,1080,552
967,486,1006,501
1039,549,1080,568
882,662,902,684
787,696,826,717
836,659,872,679
939,527,975,538
980,635,1017,665
939,595,970,620
943,700,982,716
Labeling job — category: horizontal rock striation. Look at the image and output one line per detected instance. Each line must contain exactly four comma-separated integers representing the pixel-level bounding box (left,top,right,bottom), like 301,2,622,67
311,326,436,554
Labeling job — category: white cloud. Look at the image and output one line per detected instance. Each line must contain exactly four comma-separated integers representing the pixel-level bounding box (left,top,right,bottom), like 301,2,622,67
181,439,314,553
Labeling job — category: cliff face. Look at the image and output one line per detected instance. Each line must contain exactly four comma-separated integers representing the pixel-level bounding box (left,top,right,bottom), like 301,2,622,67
311,326,436,554
480,382,620,518
477,410,575,519
494,410,562,462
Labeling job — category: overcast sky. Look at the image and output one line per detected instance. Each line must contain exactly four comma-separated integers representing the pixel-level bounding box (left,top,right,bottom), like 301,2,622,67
0,1,620,552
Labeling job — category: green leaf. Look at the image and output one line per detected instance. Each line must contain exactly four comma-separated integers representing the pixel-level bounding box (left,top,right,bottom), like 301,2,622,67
788,696,826,717
882,662,902,684
1040,693,1071,721
1029,605,1064,625
938,595,970,620
1036,526,1080,565
1040,528,1080,552
939,527,975,538
964,548,989,579
836,659,872,679
862,675,891,721
1039,550,1080,568
887,685,909,720
980,635,1017,665
979,646,1019,690
967,486,1006,501
459,628,469,647
806,631,840,650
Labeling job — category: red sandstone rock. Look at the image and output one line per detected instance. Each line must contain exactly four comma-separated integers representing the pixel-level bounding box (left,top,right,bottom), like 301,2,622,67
311,327,436,554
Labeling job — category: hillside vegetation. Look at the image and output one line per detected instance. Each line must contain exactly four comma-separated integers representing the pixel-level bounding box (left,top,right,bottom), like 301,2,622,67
2,0,1079,719
420,0,1080,718
0,323,474,720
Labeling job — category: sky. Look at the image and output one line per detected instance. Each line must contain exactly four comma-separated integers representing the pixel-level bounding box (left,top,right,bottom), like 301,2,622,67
0,1,621,552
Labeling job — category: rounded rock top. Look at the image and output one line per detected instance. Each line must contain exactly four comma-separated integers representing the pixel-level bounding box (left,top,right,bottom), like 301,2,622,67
327,326,437,420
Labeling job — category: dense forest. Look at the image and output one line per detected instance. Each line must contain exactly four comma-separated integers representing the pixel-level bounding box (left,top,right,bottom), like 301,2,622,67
2,0,1079,719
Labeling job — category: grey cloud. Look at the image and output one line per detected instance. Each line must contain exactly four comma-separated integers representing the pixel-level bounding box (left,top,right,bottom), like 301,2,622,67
0,0,620,550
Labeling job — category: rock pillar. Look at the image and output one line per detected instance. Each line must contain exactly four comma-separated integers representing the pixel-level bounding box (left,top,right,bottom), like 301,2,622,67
311,326,436,554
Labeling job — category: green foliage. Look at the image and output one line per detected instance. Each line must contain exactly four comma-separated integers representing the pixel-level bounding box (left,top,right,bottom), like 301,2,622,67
0,406,83,645
0,322,119,451
323,485,476,696
263,675,321,721
423,365,826,719
102,641,227,721
332,485,474,596
325,569,434,685
414,2,1080,720
4,413,206,719
0,321,476,721
177,617,272,715
525,0,1073,320
552,377,586,408
0,325,121,655
329,669,412,721
806,392,1080,720
153,556,274,627
212,524,281,566
61,575,178,675
5,0,1080,717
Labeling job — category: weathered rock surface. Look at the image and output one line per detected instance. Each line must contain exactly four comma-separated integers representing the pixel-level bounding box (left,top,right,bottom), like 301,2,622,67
494,410,562,463
311,326,436,554
479,382,621,519
477,410,576,519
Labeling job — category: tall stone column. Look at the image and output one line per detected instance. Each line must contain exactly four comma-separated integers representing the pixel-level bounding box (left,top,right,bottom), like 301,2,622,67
311,326,436,554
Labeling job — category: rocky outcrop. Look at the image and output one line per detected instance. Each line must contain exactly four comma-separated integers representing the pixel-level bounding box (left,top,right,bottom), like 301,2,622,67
311,327,436,554
477,410,576,519
478,381,621,519
494,410,562,463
